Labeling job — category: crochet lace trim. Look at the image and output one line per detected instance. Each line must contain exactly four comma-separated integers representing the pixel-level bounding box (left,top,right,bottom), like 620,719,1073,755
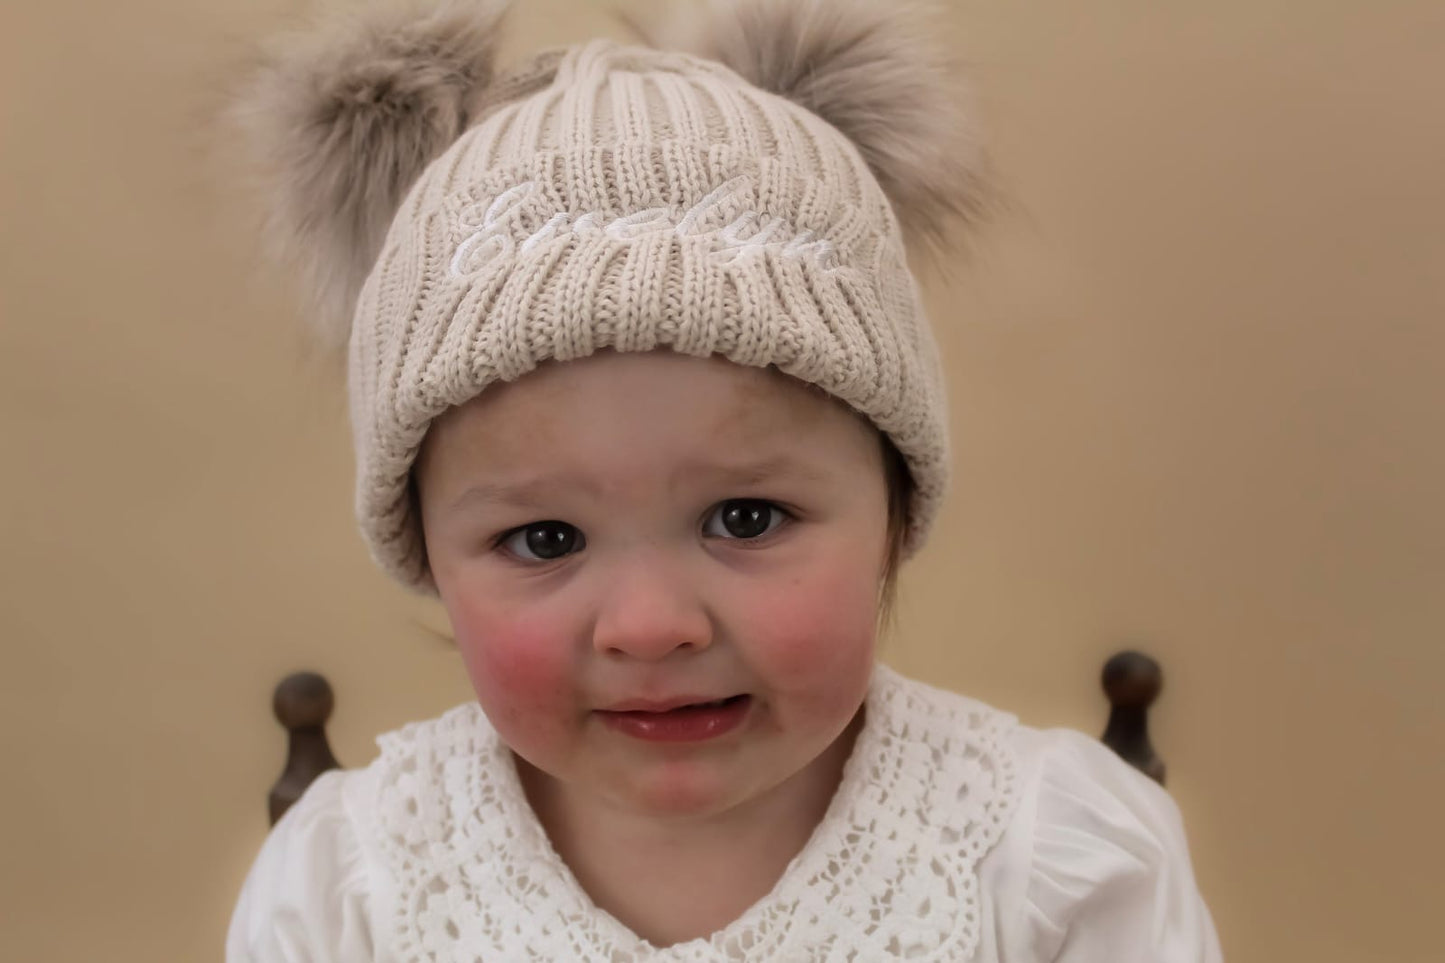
368,665,1019,961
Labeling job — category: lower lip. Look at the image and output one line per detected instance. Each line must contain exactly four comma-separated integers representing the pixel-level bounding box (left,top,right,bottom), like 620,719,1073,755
597,696,752,743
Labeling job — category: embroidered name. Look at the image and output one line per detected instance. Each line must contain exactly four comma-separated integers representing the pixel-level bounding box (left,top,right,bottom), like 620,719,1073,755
448,177,840,278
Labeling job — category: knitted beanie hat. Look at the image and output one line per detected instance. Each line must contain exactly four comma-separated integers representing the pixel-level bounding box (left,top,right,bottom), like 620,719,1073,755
232,0,987,593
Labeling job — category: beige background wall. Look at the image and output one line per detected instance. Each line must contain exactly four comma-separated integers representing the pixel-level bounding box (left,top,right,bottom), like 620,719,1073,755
2,1,1441,960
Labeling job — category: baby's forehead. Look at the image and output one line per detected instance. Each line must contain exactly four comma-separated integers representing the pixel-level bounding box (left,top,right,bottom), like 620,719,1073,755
422,352,870,471
474,354,832,426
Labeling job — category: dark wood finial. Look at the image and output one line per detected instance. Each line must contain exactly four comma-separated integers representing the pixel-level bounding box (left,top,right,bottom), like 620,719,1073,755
1101,650,1166,785
268,671,342,826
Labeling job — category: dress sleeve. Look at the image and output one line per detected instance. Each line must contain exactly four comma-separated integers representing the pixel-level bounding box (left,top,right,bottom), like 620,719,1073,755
1021,729,1223,962
226,770,377,963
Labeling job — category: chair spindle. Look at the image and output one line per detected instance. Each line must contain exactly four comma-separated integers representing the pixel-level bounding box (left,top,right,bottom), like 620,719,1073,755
269,671,342,826
1100,650,1166,785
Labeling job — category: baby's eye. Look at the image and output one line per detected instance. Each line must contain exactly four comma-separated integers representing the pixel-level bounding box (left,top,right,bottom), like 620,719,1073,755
703,500,788,541
500,521,585,561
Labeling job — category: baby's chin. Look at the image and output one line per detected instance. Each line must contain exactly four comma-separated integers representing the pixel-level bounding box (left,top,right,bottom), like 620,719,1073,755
510,744,749,820
607,768,746,820
598,755,794,821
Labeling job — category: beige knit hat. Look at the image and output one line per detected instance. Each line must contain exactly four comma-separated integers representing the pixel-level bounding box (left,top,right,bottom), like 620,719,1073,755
231,0,988,593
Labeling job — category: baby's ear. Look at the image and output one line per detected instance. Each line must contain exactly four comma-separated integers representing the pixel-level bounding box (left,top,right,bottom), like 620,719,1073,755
654,0,992,250
225,0,512,351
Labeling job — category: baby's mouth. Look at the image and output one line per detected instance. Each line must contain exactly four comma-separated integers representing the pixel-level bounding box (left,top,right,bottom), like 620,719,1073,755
596,695,752,741
599,694,749,714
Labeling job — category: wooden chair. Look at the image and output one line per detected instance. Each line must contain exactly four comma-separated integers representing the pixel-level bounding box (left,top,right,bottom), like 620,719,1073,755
267,672,341,827
265,651,1167,825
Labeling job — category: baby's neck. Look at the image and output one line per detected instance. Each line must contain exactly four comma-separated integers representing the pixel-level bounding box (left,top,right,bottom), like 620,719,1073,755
518,713,863,948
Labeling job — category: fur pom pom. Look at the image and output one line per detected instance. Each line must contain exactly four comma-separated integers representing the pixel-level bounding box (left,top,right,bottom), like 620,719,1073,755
656,0,990,248
228,0,511,350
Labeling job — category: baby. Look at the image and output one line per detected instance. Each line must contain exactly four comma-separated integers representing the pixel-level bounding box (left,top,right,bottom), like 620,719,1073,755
226,1,1222,959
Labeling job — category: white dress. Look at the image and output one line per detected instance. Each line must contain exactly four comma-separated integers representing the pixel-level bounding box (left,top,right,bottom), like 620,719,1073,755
228,665,1222,961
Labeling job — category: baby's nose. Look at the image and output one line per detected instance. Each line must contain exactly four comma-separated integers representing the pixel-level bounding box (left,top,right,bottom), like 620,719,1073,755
590,561,713,660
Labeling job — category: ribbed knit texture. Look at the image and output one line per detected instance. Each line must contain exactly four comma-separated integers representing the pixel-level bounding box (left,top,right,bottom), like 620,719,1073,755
350,39,948,591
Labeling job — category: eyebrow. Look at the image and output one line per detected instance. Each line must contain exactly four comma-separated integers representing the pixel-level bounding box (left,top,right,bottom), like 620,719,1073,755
443,475,599,517
680,455,829,489
442,454,830,517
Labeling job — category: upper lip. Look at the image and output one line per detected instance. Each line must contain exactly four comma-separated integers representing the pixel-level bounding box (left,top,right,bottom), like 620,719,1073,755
597,695,743,713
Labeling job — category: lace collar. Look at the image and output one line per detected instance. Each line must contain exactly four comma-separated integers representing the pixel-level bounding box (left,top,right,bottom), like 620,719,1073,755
367,664,1020,961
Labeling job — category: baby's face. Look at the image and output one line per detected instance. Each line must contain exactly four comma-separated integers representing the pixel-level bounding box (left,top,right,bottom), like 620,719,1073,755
414,350,890,818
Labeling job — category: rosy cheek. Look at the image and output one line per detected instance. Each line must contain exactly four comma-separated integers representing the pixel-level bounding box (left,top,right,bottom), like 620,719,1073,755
742,561,879,686
450,603,576,742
